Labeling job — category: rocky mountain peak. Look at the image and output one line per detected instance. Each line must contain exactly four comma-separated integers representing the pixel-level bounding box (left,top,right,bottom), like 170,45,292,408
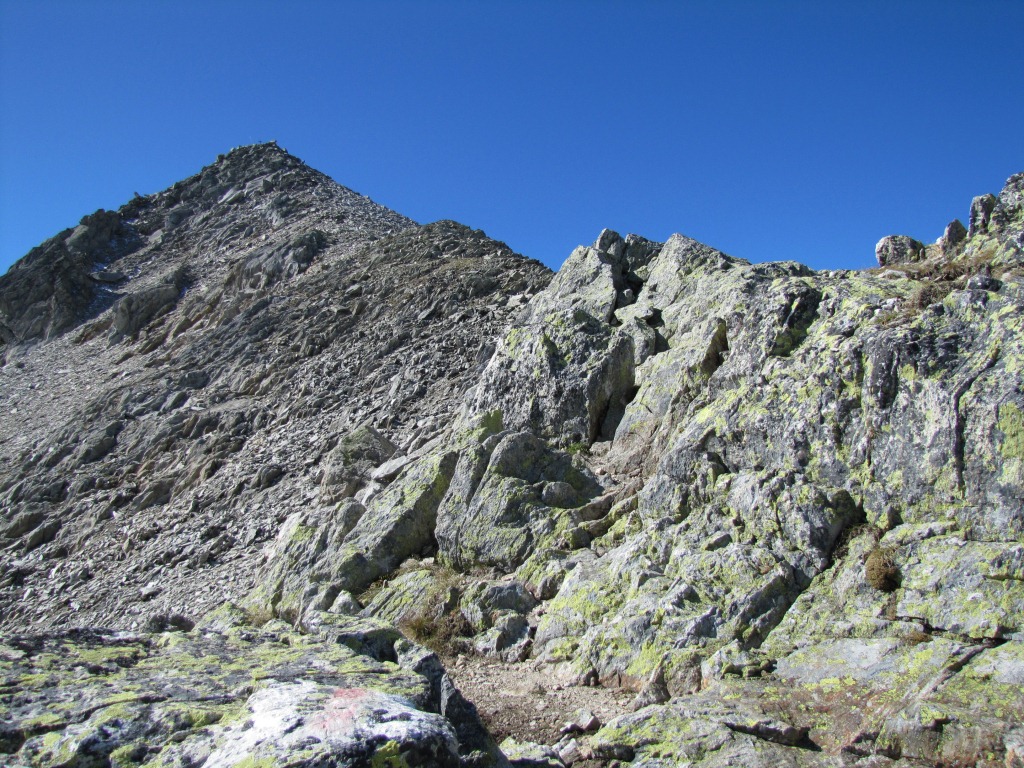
0,144,550,633
211,139,298,169
0,142,413,347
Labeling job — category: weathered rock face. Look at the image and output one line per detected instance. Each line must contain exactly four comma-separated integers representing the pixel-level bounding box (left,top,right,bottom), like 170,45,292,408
463,172,1022,765
466,230,662,448
0,144,550,634
2,148,1023,767
0,209,130,344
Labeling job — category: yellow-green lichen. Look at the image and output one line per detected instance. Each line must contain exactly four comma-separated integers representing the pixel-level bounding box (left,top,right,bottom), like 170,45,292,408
998,402,1024,461
223,758,277,768
371,739,411,768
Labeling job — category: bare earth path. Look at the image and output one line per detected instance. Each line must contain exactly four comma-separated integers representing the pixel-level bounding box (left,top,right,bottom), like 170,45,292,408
444,654,634,765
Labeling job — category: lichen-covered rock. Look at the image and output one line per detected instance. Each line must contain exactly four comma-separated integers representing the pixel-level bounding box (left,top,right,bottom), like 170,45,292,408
875,234,927,266
361,568,442,625
485,174,1024,698
0,614,491,768
589,696,817,767
499,737,564,767
157,681,460,768
320,424,399,503
587,636,1024,765
2,145,1023,767
755,636,1024,764
435,428,605,570
464,230,657,447
460,580,538,631
248,448,460,620
449,173,1022,765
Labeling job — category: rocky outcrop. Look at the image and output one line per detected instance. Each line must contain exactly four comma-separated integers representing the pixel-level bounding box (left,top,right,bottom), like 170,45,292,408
466,230,662,448
0,209,131,344
0,611,501,767
1,147,1022,767
466,173,1022,764
875,234,926,266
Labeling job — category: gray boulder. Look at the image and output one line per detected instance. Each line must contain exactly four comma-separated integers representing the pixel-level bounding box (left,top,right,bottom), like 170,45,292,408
875,234,926,266
111,269,187,339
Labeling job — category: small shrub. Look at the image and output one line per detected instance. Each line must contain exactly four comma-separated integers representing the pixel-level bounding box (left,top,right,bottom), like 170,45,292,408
243,605,274,628
865,547,900,592
398,608,472,656
907,282,952,311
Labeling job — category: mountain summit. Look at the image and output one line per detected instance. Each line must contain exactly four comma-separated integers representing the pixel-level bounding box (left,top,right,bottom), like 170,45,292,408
0,143,550,631
0,142,414,344
1,149,1023,767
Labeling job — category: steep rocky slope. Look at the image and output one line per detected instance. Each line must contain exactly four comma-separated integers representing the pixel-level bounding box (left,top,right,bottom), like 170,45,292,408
1,148,1022,768
0,143,550,634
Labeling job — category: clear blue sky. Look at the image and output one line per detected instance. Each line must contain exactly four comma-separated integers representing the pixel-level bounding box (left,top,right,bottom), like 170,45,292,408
1,1,1022,274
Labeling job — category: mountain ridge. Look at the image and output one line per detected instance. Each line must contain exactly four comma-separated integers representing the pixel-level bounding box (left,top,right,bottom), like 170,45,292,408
1,147,1022,767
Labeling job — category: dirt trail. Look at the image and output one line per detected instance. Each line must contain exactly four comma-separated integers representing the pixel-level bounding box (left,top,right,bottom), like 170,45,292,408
444,653,634,763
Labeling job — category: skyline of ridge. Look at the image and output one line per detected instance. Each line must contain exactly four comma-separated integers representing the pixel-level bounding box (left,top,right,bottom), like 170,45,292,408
6,139,1021,277
2,1,1023,274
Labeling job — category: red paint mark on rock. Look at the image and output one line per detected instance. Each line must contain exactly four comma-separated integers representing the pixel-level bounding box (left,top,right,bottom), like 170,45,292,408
308,687,370,737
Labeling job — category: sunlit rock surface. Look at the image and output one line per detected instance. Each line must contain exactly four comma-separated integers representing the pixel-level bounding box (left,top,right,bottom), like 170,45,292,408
2,147,1022,766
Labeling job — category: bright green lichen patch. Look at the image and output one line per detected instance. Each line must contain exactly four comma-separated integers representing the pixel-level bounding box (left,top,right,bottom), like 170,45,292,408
591,704,735,763
222,758,277,768
625,642,667,680
897,537,1024,638
371,740,411,768
998,401,1024,460
938,642,1024,720
62,642,146,667
544,575,625,628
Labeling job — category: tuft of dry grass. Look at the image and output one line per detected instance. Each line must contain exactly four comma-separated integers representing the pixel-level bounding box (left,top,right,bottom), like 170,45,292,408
902,629,933,646
832,523,874,562
907,282,953,311
399,608,472,655
871,249,1007,327
243,605,274,627
865,546,900,592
